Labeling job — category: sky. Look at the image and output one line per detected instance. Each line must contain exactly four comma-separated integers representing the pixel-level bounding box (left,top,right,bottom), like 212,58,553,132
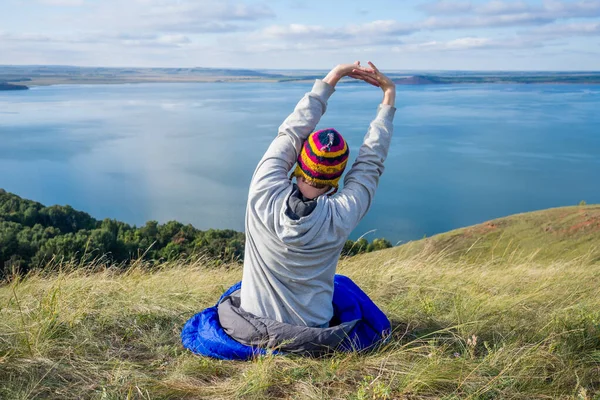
0,0,599,70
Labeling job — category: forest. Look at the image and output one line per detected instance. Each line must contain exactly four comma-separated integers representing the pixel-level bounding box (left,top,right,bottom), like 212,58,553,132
0,189,391,278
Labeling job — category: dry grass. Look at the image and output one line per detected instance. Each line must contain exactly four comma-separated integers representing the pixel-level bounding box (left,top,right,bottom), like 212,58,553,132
1,243,599,399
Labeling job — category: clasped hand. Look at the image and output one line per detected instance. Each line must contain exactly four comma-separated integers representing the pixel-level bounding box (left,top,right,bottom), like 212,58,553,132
323,61,396,106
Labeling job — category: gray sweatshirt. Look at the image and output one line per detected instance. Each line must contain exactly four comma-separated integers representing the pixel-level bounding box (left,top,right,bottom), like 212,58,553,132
240,79,396,327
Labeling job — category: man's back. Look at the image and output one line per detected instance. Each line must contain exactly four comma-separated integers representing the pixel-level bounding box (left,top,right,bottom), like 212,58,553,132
241,189,346,326
240,65,396,327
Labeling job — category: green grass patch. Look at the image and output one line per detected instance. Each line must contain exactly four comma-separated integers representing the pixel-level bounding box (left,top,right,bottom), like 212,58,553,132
1,206,600,399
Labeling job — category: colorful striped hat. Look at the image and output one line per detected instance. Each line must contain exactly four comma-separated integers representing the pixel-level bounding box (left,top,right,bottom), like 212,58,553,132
292,128,349,193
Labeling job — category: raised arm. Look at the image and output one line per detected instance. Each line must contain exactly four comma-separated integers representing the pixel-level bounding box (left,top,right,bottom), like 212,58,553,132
332,62,397,233
249,63,372,194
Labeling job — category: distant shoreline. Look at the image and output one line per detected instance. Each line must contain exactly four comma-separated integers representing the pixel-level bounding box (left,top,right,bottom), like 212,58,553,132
1,66,600,87
0,82,29,91
8,78,600,87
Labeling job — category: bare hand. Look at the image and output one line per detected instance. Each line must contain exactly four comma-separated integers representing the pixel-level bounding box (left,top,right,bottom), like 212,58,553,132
349,62,395,93
323,61,380,87
348,61,396,106
333,61,361,78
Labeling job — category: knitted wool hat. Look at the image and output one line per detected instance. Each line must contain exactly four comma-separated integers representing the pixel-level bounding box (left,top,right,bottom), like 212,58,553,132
292,128,349,193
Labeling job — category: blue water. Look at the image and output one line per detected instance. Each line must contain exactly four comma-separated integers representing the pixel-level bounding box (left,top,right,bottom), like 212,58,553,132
1,83,599,244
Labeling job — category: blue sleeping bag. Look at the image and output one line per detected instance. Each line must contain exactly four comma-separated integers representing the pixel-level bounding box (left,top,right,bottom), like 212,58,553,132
181,274,391,360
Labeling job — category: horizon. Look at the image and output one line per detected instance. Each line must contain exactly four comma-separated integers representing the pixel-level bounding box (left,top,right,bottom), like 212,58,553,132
1,64,600,73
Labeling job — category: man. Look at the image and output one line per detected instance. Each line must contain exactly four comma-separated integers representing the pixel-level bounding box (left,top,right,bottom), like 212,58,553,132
240,61,396,328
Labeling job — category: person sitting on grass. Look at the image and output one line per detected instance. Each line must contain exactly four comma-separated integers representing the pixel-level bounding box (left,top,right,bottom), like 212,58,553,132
238,61,396,326
182,61,396,358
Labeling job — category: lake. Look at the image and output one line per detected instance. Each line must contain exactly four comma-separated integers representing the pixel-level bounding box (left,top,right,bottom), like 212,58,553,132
1,82,599,244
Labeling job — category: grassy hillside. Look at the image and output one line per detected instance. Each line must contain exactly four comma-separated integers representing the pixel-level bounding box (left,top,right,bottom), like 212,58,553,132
400,204,600,264
1,206,599,399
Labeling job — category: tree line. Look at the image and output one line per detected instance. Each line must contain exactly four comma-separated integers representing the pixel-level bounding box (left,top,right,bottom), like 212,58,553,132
0,189,392,278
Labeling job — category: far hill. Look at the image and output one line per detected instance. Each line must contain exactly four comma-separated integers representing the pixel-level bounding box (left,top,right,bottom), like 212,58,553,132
1,205,599,399
393,74,600,85
0,65,287,86
394,75,443,85
388,204,600,264
0,82,28,91
2,65,600,86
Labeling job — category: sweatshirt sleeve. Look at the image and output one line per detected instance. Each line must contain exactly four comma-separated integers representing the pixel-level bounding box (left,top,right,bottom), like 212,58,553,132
248,80,335,195
331,104,396,235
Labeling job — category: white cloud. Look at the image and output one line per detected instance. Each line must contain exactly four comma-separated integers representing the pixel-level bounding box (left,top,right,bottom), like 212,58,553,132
142,1,274,21
3,0,600,68
542,0,600,16
37,0,85,5
262,23,334,39
258,20,414,47
123,34,191,48
529,21,600,36
135,0,275,32
256,1,600,50
477,0,531,15
348,20,414,36
0,31,96,43
33,0,275,34
0,31,192,48
414,0,600,33
420,0,474,15
420,0,532,15
235,31,538,56
420,13,556,29
421,0,600,19
156,34,191,45
391,36,520,52
229,0,600,58
0,32,52,42
446,37,493,49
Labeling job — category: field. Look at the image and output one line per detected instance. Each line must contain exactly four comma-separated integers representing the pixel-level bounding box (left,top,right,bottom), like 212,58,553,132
1,205,599,399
